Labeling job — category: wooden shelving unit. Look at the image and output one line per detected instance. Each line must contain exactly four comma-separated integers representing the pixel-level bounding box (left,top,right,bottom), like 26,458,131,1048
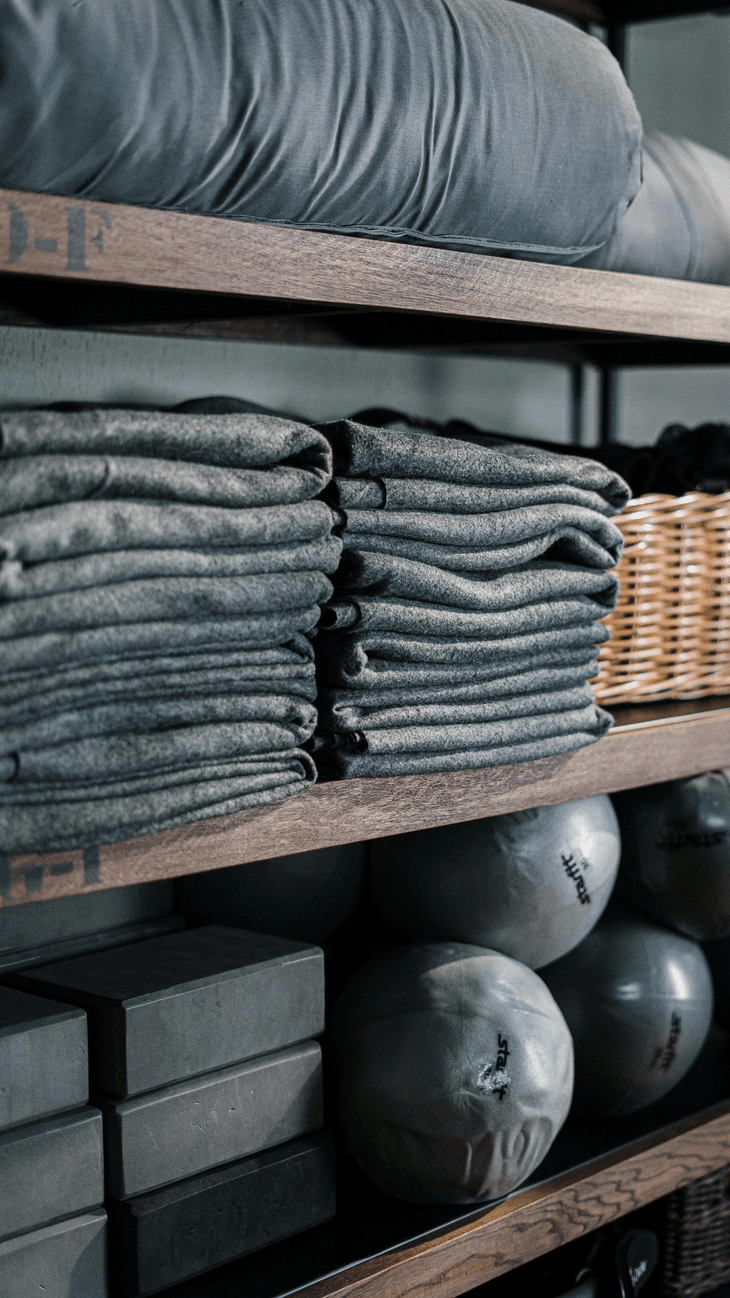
3,106,730,1289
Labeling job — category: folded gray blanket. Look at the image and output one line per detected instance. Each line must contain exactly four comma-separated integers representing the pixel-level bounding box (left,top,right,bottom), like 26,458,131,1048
0,663,316,723
0,409,332,472
317,682,595,733
316,623,610,685
0,752,316,853
0,498,334,565
0,637,313,697
317,646,598,692
328,476,617,517
0,693,317,755
336,504,623,569
0,715,317,785
319,659,599,720
321,593,612,638
0,608,321,676
334,552,618,610
0,535,342,601
0,453,330,516
321,420,630,511
0,572,332,640
313,710,613,778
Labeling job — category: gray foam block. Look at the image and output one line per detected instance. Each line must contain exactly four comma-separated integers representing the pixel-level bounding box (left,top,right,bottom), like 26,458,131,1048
107,1133,335,1296
0,914,185,977
15,925,324,1097
0,1210,108,1298
0,882,175,956
100,1040,322,1199
0,986,87,1130
0,1105,103,1242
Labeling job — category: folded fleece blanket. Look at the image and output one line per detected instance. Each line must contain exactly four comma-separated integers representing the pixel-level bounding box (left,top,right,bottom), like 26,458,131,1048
0,572,333,640
0,535,342,601
0,714,317,786
0,752,316,854
321,593,613,638
0,498,335,565
321,420,630,511
312,709,613,778
321,657,597,712
0,608,322,676
0,409,332,472
317,682,595,733
333,552,618,611
328,476,617,517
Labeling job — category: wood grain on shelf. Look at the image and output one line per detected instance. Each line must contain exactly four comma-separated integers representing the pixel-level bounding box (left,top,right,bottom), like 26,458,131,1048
4,186,730,343
3,702,729,909
298,1104,730,1298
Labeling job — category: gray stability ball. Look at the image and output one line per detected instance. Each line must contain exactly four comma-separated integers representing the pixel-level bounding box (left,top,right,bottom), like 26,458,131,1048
175,842,366,943
541,899,714,1119
613,772,730,941
370,796,620,970
332,942,573,1203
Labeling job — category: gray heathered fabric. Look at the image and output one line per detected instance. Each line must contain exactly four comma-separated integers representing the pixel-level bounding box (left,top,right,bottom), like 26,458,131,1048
316,623,610,684
341,528,620,572
0,409,332,471
313,722,610,779
0,454,330,515
321,593,612,638
311,702,607,756
0,572,332,640
0,664,316,724
320,659,599,719
317,647,598,692
0,535,342,601
0,498,334,565
0,693,317,755
0,716,316,786
0,638,313,698
0,753,315,853
337,504,623,569
321,421,630,511
318,682,594,732
0,608,321,676
329,476,617,516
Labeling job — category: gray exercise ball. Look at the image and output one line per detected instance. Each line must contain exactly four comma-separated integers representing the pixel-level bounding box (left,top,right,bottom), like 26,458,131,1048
613,772,730,941
175,842,366,943
332,941,573,1203
541,900,714,1119
370,796,620,970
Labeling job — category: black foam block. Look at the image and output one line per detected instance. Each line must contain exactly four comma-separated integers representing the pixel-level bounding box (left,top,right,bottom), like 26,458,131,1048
15,925,324,1097
0,1210,107,1297
0,986,87,1130
0,1105,103,1241
107,1132,336,1296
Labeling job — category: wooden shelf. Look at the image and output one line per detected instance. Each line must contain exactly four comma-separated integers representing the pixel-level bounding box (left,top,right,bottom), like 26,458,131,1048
3,699,729,910
3,187,730,361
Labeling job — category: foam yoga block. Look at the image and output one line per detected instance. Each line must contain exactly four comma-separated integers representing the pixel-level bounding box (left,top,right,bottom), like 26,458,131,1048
333,943,573,1203
613,772,730,941
16,926,324,1097
0,1107,104,1241
0,987,87,1129
371,795,620,969
0,882,174,957
0,915,185,978
107,1134,336,1297
177,843,366,942
0,1210,108,1298
99,1041,323,1198
0,0,640,261
541,901,714,1118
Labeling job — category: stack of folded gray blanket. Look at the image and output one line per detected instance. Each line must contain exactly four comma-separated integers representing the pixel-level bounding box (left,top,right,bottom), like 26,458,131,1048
311,420,630,779
0,407,340,852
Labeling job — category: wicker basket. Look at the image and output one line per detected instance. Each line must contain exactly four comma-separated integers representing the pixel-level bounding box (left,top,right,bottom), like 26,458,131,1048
662,1165,730,1296
594,491,730,705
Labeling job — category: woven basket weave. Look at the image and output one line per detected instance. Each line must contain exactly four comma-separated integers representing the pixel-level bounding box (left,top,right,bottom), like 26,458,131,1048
662,1165,730,1296
594,491,730,705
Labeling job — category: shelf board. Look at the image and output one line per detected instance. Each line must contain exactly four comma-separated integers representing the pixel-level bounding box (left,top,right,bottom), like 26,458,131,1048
3,698,730,910
154,1029,730,1298
3,187,730,353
